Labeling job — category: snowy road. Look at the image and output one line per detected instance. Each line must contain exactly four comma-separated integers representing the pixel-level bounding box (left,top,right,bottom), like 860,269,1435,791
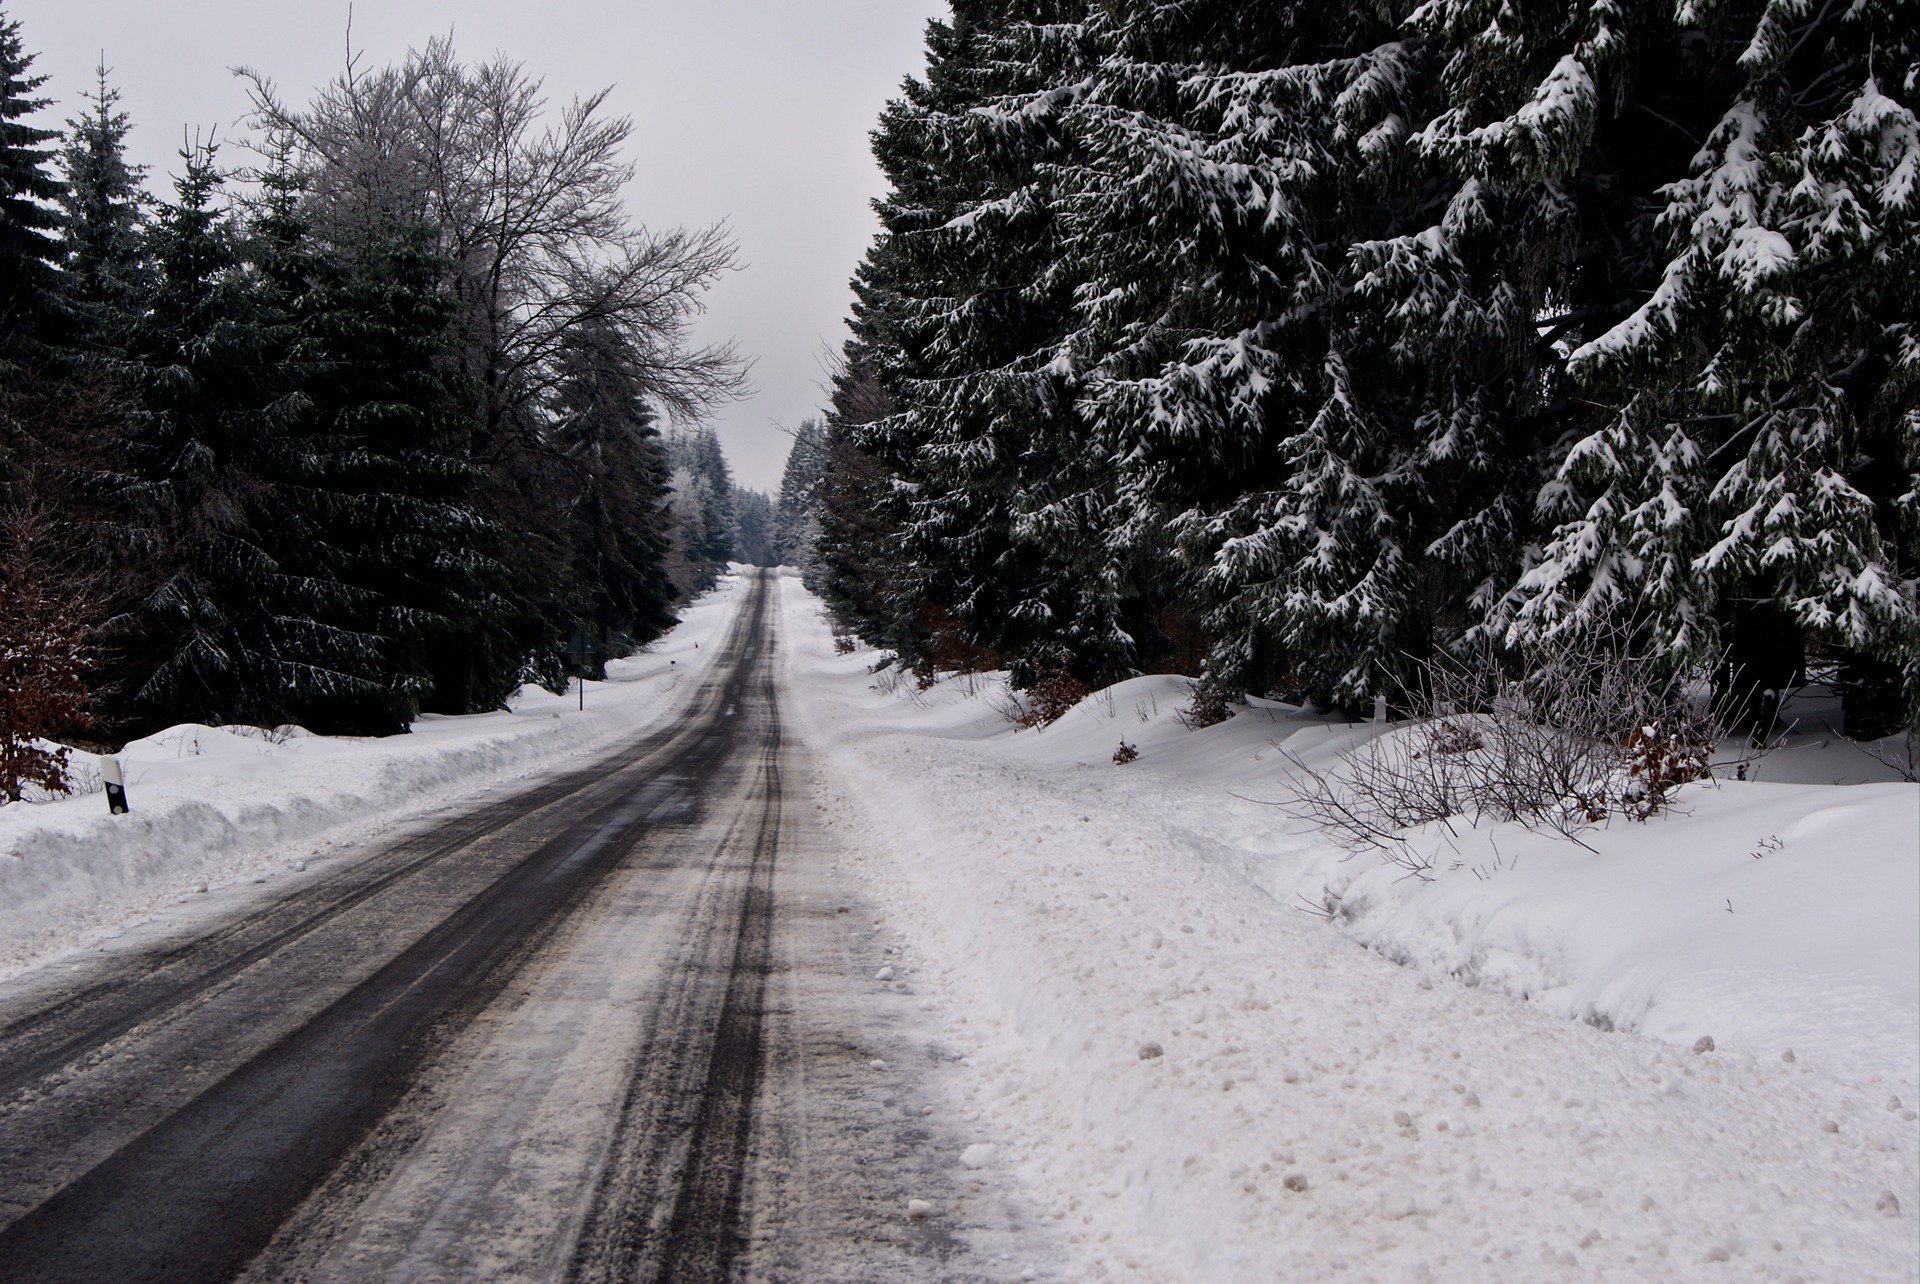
0,570,1056,1283
0,567,1910,1282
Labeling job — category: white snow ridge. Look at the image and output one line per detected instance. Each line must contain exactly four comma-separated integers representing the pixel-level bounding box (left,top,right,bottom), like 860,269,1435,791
775,571,1918,1282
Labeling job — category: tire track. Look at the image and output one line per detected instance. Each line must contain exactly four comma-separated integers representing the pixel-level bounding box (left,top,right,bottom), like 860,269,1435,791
569,678,785,1283
0,579,766,1105
0,570,1043,1283
0,576,775,1284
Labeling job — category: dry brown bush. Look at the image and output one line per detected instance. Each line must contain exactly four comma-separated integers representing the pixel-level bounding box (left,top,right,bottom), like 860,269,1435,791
1278,625,1735,868
1003,664,1092,731
1178,683,1236,729
0,512,100,803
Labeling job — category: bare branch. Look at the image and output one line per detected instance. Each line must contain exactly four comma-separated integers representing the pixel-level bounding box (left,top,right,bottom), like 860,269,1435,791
235,35,747,442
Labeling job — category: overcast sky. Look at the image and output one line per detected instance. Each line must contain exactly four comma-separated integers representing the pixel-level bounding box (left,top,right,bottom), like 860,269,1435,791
9,0,947,491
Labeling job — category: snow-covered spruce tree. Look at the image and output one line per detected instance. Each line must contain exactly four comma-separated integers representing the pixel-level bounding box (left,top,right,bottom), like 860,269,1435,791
0,3,63,511
545,319,678,660
250,151,513,733
1,24,129,694
111,142,421,733
773,417,827,575
1059,0,1602,713
813,341,923,650
663,426,737,595
0,2,61,354
58,62,149,355
731,486,776,566
1064,0,1786,719
236,151,403,733
1053,1,1420,709
852,3,1155,686
114,141,301,727
1508,0,1920,734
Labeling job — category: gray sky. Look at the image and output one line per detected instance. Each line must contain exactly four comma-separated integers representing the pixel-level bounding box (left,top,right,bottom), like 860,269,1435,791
10,0,947,491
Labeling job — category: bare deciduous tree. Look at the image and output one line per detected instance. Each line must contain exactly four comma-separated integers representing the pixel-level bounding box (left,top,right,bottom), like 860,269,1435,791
239,36,746,442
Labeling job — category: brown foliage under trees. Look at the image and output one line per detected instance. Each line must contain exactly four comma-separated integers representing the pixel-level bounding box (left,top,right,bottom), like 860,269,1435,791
0,510,98,802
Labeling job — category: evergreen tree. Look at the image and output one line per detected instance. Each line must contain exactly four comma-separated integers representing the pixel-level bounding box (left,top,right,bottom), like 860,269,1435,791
0,3,62,352
1508,0,1920,732
731,486,775,566
1056,0,1431,707
246,151,510,731
845,0,1908,728
2,25,122,728
1054,0,1713,712
58,62,149,354
546,317,678,654
773,417,827,574
848,2,1145,685
663,426,737,593
115,140,298,727
814,347,922,650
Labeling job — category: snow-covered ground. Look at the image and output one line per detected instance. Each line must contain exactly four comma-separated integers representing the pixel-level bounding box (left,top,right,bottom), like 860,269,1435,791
3,566,1915,1279
0,575,750,976
774,572,1920,1282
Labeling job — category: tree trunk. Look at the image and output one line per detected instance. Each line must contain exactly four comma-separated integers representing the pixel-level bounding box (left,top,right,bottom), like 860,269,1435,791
1715,598,1804,740
1836,649,1906,741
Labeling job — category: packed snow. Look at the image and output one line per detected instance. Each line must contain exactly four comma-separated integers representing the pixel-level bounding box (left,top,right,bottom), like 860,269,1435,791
773,572,1919,1281
0,575,750,976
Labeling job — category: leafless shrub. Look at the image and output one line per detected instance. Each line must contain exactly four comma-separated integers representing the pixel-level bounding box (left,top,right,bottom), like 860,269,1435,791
869,656,911,697
950,667,996,700
227,723,301,746
1278,623,1734,857
1294,887,1341,921
1842,730,1919,783
1113,740,1139,765
0,510,100,804
1178,683,1236,730
986,684,1027,726
1002,664,1092,731
1275,740,1459,877
833,635,858,656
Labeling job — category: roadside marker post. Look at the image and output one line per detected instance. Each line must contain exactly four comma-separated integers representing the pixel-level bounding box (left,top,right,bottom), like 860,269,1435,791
564,626,596,712
100,756,130,814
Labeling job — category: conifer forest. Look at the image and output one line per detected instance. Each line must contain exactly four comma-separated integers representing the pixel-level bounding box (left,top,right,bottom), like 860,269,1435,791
1,14,751,748
803,0,1917,739
4,0,1917,749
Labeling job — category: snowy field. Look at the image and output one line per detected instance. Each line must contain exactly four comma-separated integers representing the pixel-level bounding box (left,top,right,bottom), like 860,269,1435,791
0,575,750,976
773,573,1919,1282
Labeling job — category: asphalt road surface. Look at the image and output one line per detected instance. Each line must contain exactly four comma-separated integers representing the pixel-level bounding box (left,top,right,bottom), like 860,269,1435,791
0,569,1056,1283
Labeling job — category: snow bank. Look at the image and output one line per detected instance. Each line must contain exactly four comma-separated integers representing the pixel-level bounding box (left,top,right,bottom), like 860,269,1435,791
1300,776,1918,1083
776,572,1919,1281
0,575,749,974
